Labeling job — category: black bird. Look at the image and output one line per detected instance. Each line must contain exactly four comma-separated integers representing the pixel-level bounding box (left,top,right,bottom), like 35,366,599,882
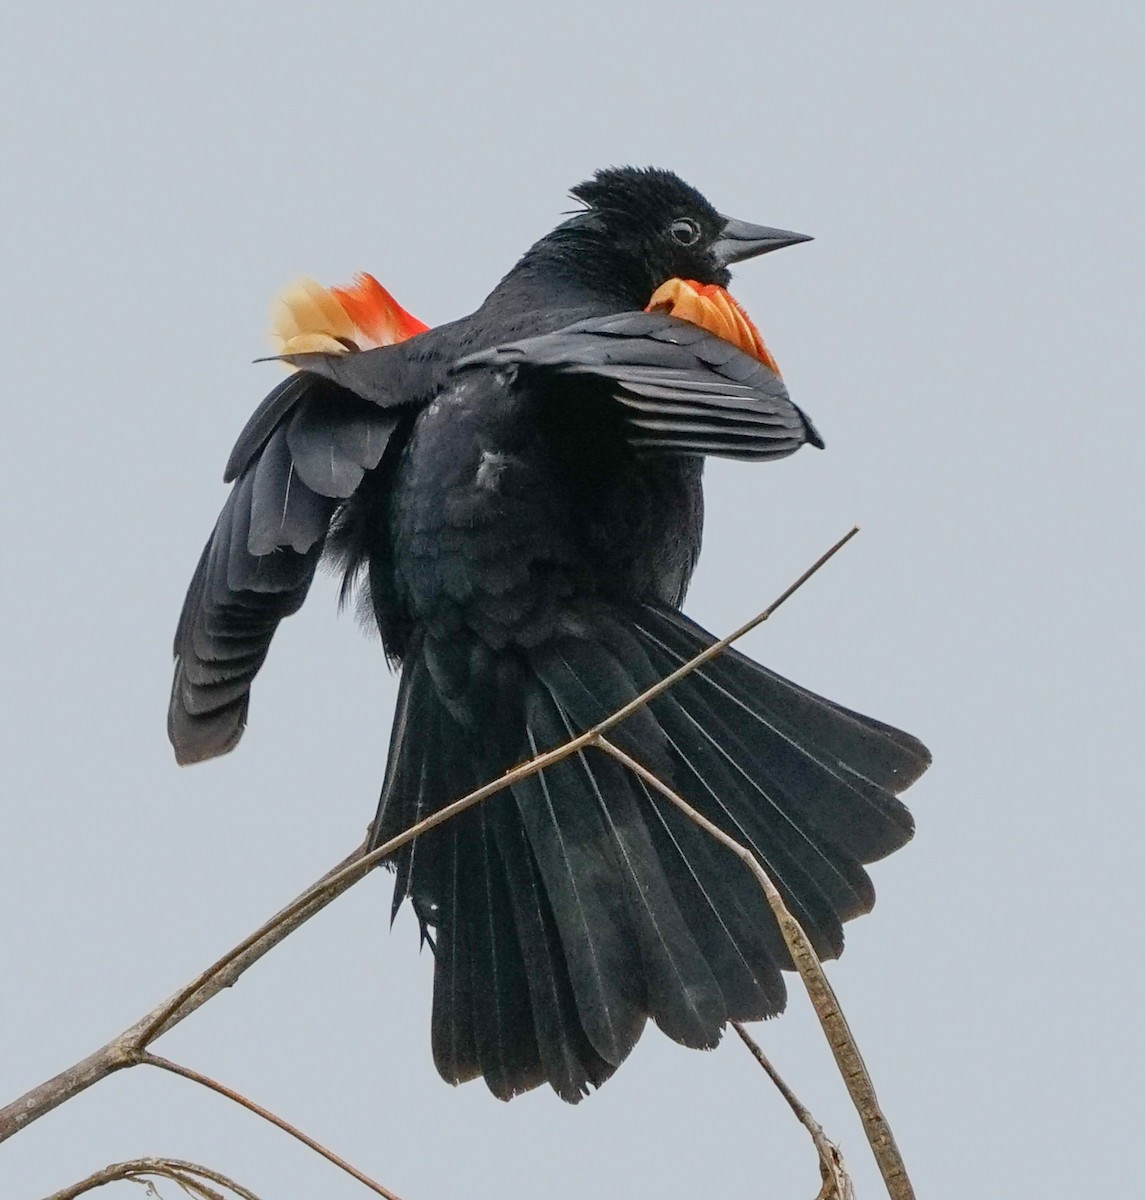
170,167,930,1102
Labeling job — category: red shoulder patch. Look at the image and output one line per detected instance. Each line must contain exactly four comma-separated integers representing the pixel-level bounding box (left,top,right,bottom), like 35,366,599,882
329,272,430,348
645,279,781,377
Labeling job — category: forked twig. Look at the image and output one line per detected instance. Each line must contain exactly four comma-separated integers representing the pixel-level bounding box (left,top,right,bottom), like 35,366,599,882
0,526,858,1152
595,735,914,1200
6,528,889,1200
732,1023,854,1200
39,1157,262,1200
139,525,861,1047
141,1055,403,1200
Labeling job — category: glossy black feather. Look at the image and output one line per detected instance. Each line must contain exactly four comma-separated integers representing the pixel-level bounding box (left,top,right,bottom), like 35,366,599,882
223,373,311,483
285,391,398,499
466,805,546,1099
511,711,647,1067
636,779,788,1018
171,369,407,762
430,816,480,1086
169,465,321,763
486,798,617,1100
459,311,821,461
635,606,929,847
547,709,727,1049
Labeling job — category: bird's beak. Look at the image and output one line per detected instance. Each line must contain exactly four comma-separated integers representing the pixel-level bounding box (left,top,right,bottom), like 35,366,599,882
711,216,813,266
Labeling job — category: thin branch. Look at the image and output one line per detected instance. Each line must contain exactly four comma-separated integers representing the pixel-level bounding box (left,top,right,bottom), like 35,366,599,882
40,1156,263,1200
732,1023,853,1200
141,1054,404,1200
140,524,860,1046
0,526,856,1148
595,735,914,1200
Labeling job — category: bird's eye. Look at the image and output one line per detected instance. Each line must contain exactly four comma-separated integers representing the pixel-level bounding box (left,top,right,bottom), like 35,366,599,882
669,218,702,246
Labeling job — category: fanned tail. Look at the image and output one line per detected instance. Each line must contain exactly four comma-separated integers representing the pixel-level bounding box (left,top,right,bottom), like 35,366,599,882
372,606,929,1103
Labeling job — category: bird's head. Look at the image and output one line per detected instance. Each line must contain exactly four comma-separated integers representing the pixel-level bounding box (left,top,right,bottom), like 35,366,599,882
547,166,810,306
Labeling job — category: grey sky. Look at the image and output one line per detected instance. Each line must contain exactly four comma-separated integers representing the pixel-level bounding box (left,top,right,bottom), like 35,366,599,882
2,3,1141,1197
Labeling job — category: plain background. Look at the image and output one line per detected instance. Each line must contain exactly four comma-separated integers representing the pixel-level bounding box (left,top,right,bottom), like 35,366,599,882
2,4,1142,1197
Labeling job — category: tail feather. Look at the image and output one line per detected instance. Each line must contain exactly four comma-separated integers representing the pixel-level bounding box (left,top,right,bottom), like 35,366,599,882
487,798,616,1101
533,630,791,1003
547,704,727,1050
532,638,736,1041
638,605,929,794
376,651,600,1098
635,606,925,860
373,604,929,1102
375,650,440,923
430,818,479,1086
511,711,647,1067
466,806,545,1099
375,657,479,1084
650,674,860,959
636,780,788,1016
542,628,851,960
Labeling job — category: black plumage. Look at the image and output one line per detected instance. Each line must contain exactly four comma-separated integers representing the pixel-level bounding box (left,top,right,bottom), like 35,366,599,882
170,166,930,1101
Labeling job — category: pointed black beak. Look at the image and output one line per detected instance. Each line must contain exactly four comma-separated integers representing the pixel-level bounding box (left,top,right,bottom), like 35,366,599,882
711,215,813,267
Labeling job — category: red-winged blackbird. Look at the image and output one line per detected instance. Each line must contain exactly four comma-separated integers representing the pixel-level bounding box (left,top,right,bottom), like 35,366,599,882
170,167,930,1102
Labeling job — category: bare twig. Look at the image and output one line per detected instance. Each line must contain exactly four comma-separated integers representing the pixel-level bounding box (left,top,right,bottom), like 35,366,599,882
595,735,914,1200
0,845,371,1144
141,1054,403,1200
40,1156,263,1200
0,526,856,1150
140,525,860,1047
732,1023,853,1200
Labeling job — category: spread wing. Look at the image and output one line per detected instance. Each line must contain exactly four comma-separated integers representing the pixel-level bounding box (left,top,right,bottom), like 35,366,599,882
168,372,403,764
172,308,821,765
458,311,823,460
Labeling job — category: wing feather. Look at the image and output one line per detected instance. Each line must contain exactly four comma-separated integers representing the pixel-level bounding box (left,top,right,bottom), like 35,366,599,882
458,311,823,458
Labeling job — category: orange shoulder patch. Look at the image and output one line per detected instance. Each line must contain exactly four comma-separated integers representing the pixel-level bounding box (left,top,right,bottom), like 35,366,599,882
330,272,430,347
645,278,781,377
269,272,428,362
